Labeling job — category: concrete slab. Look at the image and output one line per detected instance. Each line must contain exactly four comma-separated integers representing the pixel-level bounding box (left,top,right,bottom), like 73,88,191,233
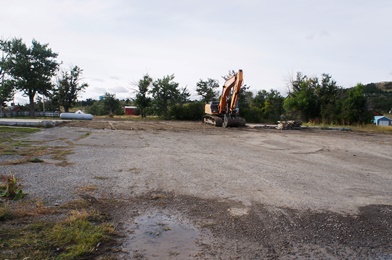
0,118,66,128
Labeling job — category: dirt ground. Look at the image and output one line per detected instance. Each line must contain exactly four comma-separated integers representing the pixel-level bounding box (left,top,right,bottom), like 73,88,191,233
3,120,392,259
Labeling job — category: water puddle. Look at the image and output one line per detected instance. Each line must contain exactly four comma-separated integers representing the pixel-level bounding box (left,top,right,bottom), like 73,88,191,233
123,211,201,258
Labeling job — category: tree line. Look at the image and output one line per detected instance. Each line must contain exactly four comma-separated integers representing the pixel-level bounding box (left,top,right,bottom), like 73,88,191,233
1,37,388,125
281,73,373,125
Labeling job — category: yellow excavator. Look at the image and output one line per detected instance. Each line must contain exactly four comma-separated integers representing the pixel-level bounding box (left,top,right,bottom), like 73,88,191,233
202,69,246,127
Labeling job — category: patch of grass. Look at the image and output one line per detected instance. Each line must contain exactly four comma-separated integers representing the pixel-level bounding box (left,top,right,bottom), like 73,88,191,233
169,250,180,256
0,127,39,156
61,198,92,210
129,167,142,174
55,160,73,167
1,198,56,220
94,176,111,180
0,126,40,135
50,147,74,161
0,200,115,259
150,193,168,200
0,149,18,155
48,209,115,259
30,157,44,163
17,145,47,157
0,202,11,221
303,123,392,133
0,222,55,259
0,126,73,166
0,158,30,166
200,222,216,228
82,132,91,138
351,124,392,133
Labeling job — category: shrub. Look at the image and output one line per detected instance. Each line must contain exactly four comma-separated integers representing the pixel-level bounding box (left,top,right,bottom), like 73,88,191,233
0,175,26,200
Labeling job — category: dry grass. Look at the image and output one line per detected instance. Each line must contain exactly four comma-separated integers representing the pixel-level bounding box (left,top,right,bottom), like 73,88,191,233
150,193,169,200
0,158,30,166
351,124,392,133
60,198,92,209
0,198,57,221
78,185,98,192
94,176,111,180
66,208,90,222
303,123,392,133
8,198,57,218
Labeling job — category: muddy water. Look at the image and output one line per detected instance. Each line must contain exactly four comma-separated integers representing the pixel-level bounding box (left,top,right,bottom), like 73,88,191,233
123,211,202,258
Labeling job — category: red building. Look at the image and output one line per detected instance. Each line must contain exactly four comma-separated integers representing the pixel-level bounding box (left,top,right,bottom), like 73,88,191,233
124,106,138,115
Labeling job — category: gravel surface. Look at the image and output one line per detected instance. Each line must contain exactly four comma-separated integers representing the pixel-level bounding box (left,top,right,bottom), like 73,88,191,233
1,120,392,258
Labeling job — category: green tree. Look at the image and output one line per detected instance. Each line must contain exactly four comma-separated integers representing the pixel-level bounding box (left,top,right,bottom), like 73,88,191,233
150,74,181,119
315,74,341,124
178,86,191,104
237,85,252,110
249,89,284,123
252,90,267,109
363,83,392,113
341,84,371,124
284,72,319,122
0,38,59,116
263,89,285,123
86,101,103,115
102,92,122,115
81,98,95,107
196,78,219,103
0,79,14,108
55,66,88,112
134,74,152,118
0,50,15,108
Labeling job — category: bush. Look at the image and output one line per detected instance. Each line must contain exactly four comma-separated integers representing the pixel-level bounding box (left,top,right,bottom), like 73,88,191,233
169,102,204,121
0,175,26,200
241,107,263,123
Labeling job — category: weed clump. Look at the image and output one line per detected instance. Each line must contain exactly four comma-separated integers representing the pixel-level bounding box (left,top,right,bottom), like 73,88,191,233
0,175,27,200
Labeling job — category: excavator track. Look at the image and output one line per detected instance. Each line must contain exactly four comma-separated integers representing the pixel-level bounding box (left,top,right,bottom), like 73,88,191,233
203,115,246,127
202,115,223,127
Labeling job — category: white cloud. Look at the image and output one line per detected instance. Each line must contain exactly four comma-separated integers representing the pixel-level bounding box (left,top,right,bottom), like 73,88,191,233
1,0,392,104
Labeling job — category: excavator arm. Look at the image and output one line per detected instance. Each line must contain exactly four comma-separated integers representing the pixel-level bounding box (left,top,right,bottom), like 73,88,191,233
203,69,246,127
218,70,243,115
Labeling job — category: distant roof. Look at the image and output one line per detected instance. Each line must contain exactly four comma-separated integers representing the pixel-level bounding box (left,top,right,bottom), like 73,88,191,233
374,116,391,121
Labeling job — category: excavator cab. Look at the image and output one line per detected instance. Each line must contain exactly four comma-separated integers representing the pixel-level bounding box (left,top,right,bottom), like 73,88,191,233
205,101,219,114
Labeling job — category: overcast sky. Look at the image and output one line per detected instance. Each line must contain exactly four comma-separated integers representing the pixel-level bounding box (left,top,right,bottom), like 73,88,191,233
1,0,391,104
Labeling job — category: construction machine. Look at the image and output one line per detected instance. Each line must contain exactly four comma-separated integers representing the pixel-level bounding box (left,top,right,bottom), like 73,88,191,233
202,69,246,127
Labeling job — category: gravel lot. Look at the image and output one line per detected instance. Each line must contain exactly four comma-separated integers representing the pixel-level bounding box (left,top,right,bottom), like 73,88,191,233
2,120,392,258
